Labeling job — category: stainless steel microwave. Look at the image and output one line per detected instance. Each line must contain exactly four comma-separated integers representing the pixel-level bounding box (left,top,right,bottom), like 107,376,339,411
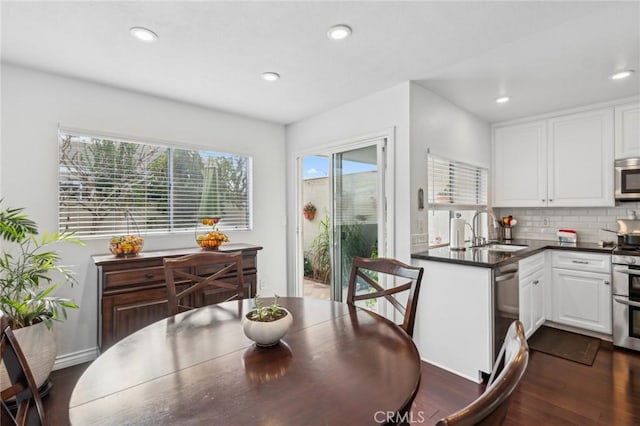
616,158,640,201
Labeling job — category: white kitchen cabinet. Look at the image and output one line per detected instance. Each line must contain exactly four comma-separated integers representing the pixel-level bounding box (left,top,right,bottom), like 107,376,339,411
412,259,492,383
519,253,545,337
615,101,640,159
547,108,614,206
493,120,547,207
551,251,612,334
492,107,614,207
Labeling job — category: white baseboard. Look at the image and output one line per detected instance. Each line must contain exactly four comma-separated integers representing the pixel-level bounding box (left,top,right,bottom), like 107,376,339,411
420,356,484,384
53,347,99,371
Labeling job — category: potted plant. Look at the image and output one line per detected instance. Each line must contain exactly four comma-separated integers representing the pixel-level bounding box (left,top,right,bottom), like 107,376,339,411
302,202,316,220
435,186,452,203
241,295,293,347
0,203,83,389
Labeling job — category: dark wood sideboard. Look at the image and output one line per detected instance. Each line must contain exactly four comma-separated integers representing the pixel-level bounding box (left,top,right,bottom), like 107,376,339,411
92,243,262,351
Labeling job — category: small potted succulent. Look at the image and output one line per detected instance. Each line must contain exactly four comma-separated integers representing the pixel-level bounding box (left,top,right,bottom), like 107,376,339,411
302,202,316,220
241,295,293,347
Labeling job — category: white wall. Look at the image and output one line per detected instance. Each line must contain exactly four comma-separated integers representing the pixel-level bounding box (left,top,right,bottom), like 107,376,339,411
409,83,491,252
285,82,411,294
0,64,287,365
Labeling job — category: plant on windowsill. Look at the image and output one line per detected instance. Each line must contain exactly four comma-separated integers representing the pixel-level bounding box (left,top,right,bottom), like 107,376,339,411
435,187,452,203
302,202,316,220
241,295,293,347
0,202,84,390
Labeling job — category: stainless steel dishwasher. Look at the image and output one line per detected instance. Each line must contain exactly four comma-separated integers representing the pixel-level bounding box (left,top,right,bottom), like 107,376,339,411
493,263,519,361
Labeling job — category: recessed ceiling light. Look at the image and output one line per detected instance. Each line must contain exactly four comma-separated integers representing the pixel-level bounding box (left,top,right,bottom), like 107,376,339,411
130,27,158,43
327,24,352,40
610,70,634,80
261,72,280,82
495,96,510,104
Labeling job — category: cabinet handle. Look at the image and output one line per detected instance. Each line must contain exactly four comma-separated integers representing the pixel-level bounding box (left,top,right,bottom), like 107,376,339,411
549,199,553,202
542,199,546,202
571,260,589,264
145,273,154,279
604,280,610,285
532,280,539,285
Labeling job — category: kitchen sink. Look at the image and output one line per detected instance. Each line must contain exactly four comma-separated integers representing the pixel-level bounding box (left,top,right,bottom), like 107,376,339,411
482,243,528,252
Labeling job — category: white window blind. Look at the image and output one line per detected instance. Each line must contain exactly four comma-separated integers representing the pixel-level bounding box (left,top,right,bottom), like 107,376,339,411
58,131,251,237
427,153,488,207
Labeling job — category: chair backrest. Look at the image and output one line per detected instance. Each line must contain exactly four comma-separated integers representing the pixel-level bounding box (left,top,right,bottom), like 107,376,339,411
0,317,47,426
163,251,244,316
436,320,529,426
346,256,424,337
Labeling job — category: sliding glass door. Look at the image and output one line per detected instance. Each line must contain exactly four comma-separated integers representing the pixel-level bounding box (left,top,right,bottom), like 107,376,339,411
299,137,387,302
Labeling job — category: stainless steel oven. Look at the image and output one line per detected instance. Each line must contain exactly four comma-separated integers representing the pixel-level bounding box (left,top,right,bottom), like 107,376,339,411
615,158,640,201
612,254,640,351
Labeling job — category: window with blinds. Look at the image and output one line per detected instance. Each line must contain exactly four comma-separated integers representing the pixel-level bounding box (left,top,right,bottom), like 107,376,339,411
58,131,251,237
427,154,488,207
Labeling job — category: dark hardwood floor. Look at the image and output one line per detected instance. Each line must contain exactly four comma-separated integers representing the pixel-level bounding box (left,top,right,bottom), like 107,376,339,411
45,343,639,425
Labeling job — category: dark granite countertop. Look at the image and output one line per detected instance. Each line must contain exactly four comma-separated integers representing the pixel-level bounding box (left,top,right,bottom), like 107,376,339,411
411,239,614,268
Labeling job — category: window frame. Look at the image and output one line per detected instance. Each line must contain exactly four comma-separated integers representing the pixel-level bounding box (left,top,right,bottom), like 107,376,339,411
57,128,253,238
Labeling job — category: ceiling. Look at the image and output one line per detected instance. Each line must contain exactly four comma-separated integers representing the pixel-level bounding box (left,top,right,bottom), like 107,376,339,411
2,1,639,125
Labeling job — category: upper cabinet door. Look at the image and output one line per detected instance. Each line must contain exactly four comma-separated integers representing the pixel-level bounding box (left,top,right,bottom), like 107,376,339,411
547,108,614,207
492,120,547,207
615,102,640,159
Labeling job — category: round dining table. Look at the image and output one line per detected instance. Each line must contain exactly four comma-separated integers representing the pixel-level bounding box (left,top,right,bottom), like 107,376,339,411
68,297,421,425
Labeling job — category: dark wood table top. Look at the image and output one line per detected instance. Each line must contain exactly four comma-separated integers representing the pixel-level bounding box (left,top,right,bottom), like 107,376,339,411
68,297,421,425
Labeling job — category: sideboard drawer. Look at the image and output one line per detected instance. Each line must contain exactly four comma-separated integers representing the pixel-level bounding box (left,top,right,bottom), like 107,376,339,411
104,266,167,291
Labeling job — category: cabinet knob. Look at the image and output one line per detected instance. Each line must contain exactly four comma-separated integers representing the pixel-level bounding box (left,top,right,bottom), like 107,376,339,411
549,199,553,202
145,273,154,279
604,280,610,285
533,280,540,285
542,199,546,202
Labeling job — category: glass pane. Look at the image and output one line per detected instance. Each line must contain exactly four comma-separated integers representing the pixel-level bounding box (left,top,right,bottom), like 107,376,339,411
58,131,251,236
302,155,331,300
334,145,379,303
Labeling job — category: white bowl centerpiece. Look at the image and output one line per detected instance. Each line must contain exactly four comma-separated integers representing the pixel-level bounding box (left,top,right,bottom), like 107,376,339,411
241,295,293,347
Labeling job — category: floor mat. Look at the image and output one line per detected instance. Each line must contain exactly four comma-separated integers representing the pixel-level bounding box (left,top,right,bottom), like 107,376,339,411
528,326,600,366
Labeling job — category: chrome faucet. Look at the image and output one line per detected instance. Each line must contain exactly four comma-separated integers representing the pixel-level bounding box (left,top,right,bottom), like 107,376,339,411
471,209,498,247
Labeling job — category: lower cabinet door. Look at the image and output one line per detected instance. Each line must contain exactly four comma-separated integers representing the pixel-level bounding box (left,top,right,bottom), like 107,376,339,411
531,269,545,332
102,286,171,351
552,268,611,333
519,279,533,337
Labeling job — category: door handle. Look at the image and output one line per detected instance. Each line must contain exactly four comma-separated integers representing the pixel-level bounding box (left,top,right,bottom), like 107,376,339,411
495,272,517,282
615,269,640,276
614,296,640,308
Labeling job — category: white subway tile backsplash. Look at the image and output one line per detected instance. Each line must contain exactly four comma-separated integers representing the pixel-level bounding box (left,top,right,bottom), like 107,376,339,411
495,205,633,243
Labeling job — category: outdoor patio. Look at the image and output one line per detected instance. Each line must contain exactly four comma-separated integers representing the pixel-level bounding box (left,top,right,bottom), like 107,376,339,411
303,277,330,300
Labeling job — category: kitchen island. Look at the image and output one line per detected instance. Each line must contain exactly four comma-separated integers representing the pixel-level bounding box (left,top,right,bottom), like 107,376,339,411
411,240,613,382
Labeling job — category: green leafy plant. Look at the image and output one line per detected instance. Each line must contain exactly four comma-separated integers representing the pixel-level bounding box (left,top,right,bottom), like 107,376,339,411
249,294,287,322
303,202,316,213
303,252,313,277
0,203,84,329
309,214,331,283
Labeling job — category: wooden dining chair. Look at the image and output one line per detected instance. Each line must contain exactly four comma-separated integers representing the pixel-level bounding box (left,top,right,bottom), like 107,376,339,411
163,251,244,315
346,256,424,337
435,320,529,426
0,318,47,426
